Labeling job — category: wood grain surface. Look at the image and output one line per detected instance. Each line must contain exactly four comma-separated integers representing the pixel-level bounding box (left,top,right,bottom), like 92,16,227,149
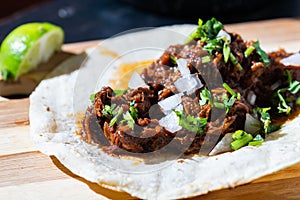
1,18,300,200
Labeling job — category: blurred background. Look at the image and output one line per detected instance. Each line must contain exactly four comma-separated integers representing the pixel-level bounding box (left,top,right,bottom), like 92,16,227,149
0,0,300,43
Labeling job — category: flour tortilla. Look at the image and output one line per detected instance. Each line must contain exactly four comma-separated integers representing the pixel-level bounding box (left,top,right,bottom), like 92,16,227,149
29,25,300,199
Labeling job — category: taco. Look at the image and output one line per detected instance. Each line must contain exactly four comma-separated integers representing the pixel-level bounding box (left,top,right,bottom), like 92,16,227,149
30,18,300,199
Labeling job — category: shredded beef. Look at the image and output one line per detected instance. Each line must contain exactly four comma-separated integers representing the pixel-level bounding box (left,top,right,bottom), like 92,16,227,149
81,29,299,155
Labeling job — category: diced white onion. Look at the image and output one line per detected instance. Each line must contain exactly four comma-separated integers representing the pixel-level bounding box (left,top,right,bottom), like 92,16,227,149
158,93,183,114
280,52,300,66
247,91,257,105
217,30,231,42
271,81,281,90
128,72,148,89
244,113,261,135
174,74,203,94
177,58,190,77
209,133,233,156
159,111,182,133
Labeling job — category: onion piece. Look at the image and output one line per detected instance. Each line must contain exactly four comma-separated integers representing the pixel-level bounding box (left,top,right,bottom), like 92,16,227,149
159,111,182,133
244,113,261,135
247,91,257,105
174,74,203,94
280,52,300,66
158,93,183,114
217,30,231,42
209,133,233,156
271,80,281,90
177,58,190,77
128,72,148,89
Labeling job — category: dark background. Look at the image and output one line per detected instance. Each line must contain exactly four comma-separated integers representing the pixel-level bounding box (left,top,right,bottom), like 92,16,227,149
0,0,300,43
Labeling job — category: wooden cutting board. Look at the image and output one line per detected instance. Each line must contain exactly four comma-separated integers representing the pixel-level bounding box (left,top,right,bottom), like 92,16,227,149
1,18,300,200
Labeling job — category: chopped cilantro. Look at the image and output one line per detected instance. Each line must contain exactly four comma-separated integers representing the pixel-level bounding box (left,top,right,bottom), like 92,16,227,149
277,88,291,114
203,37,223,54
277,71,300,114
223,95,236,113
109,107,123,126
186,18,223,43
174,110,207,135
129,100,138,120
90,93,96,103
253,41,270,67
287,70,300,94
199,88,213,106
254,107,271,133
102,104,117,119
121,111,135,130
199,85,240,113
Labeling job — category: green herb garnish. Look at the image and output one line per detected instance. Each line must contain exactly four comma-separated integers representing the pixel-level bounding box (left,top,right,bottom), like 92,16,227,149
199,88,213,106
199,85,240,113
253,41,270,67
230,130,253,150
186,18,223,43
129,100,138,120
277,71,300,114
248,134,264,146
102,104,117,119
229,53,243,71
223,83,236,97
109,107,123,126
223,40,230,63
244,46,255,58
254,107,271,133
90,93,96,103
121,111,135,130
174,110,207,135
170,55,177,64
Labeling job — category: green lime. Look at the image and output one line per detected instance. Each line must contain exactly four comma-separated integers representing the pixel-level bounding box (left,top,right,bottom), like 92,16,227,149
0,22,64,80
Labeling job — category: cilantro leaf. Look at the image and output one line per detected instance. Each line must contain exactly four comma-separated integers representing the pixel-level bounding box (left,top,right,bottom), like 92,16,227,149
102,104,117,119
174,110,207,135
121,111,135,130
129,100,138,120
199,88,213,106
109,107,123,126
276,71,300,114
186,18,223,43
223,95,236,113
90,93,96,103
254,107,271,133
253,41,270,67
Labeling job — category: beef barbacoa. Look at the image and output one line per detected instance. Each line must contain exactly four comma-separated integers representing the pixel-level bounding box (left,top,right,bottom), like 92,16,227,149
80,18,300,155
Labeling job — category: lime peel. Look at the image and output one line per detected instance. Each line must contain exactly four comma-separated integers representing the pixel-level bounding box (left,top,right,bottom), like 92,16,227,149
0,22,64,80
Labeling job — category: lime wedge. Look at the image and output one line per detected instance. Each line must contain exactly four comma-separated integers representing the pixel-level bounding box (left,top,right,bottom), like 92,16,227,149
0,22,64,80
